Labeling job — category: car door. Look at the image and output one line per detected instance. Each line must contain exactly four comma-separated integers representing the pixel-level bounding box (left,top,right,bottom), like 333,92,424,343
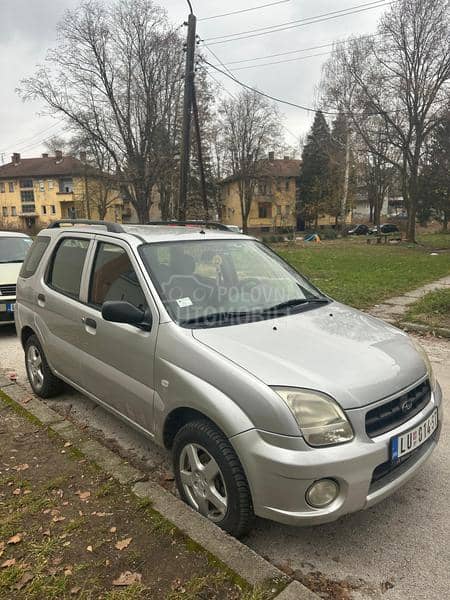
76,237,158,435
38,234,93,386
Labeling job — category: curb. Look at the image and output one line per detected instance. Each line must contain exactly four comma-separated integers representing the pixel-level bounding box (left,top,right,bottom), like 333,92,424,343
0,376,319,600
399,321,450,339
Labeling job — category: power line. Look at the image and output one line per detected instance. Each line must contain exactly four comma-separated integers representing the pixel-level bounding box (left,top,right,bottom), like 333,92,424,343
199,0,291,22
202,1,392,45
203,0,387,41
0,120,64,155
225,51,332,71
203,58,400,118
214,32,381,66
199,46,300,142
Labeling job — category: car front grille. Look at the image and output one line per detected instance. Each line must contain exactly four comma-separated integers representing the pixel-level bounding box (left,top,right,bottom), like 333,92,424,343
0,284,16,297
365,380,431,438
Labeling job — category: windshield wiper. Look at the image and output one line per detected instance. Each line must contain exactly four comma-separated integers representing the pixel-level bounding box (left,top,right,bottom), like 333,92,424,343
181,311,254,327
0,259,24,263
262,297,330,313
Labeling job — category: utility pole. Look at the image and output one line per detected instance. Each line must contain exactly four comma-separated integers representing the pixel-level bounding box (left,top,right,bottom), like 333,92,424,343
178,11,197,220
192,85,209,220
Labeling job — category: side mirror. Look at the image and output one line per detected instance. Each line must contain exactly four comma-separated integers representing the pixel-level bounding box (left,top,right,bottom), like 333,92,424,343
102,301,152,331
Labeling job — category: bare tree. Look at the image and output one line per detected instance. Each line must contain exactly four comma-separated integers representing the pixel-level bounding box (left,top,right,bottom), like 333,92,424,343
19,0,184,223
343,0,449,242
219,90,281,233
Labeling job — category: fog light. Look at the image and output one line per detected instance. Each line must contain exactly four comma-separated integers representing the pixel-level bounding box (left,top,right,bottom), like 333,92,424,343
306,479,339,508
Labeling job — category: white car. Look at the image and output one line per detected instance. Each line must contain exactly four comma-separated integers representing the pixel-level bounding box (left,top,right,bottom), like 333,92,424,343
0,232,32,325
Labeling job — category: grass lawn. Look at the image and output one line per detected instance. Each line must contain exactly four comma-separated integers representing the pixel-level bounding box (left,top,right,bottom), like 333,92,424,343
0,397,258,600
417,232,450,249
276,239,450,309
404,289,450,330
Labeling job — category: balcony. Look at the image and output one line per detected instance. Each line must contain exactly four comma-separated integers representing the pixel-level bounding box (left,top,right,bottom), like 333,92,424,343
19,204,37,216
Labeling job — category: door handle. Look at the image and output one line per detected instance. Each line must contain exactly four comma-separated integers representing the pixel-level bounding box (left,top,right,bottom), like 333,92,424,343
84,317,97,330
37,293,46,306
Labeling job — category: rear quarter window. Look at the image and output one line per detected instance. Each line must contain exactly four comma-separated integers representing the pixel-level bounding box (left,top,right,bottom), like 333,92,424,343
19,236,50,278
46,238,90,299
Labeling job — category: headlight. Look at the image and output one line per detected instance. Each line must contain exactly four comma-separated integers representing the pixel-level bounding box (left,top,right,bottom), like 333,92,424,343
411,339,437,391
273,387,354,447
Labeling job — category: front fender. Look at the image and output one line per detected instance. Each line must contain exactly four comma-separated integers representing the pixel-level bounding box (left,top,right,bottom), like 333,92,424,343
153,358,254,445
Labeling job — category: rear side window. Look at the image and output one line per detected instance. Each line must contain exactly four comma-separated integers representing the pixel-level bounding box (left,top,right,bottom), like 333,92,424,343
89,242,146,310
47,238,90,299
20,236,50,278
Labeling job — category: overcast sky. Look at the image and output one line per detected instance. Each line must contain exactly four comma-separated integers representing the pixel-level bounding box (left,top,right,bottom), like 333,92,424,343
0,0,389,162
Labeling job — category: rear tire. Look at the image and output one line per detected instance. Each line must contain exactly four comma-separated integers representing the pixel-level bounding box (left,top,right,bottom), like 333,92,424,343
173,419,253,538
25,334,63,398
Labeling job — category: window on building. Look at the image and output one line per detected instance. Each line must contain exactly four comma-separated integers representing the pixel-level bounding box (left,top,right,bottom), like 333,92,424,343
257,181,267,195
258,202,272,219
21,204,35,213
0,183,5,193
20,190,34,203
59,178,73,193
50,205,56,214
20,179,33,189
2,207,7,217
89,242,146,310
39,180,45,192
47,238,90,299
11,207,17,216
42,206,47,215
8,182,14,192
48,180,54,189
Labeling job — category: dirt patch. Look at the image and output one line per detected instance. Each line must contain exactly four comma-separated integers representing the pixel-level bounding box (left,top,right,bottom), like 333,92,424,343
0,401,252,599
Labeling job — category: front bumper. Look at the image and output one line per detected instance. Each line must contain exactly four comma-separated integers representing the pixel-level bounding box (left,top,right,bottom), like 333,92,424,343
0,296,16,325
231,382,442,526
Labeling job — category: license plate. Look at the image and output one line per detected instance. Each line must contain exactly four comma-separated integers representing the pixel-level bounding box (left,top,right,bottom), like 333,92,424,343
391,409,438,460
6,303,15,312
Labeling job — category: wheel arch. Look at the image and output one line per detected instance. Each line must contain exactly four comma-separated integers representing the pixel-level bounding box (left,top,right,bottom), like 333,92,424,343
20,325,37,349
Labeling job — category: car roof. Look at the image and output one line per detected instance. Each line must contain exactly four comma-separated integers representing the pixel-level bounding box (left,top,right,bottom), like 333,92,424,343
0,231,31,238
40,223,252,244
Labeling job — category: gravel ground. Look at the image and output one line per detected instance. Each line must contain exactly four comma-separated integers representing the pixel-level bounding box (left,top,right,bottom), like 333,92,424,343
1,324,449,600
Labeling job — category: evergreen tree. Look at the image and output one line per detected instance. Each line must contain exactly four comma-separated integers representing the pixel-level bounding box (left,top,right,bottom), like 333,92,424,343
299,111,331,229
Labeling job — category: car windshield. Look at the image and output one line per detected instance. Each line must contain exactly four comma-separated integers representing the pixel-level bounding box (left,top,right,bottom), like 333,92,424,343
139,239,329,327
0,236,32,264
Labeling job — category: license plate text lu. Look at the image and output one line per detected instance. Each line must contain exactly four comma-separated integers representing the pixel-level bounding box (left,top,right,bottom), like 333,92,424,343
392,409,438,460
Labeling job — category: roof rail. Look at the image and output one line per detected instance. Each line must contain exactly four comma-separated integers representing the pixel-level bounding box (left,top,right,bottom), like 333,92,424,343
147,220,230,231
47,219,124,233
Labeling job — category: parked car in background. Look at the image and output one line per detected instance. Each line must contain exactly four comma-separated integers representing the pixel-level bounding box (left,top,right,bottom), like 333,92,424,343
347,224,370,235
16,220,441,537
0,231,32,325
369,223,400,235
224,224,242,234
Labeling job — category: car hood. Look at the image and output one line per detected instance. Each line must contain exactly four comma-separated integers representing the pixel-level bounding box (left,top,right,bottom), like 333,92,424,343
192,303,427,409
0,262,21,291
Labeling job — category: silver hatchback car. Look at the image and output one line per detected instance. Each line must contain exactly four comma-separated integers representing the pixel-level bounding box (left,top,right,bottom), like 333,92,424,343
16,221,442,537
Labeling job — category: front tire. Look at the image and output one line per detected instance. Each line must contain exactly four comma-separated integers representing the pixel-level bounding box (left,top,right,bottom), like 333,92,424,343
25,334,63,398
173,419,253,538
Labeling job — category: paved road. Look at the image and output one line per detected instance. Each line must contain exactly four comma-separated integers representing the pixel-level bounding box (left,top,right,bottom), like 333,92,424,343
1,324,449,599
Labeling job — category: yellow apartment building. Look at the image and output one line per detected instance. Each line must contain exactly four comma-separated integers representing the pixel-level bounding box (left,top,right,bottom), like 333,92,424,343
220,155,299,234
220,153,352,234
0,151,123,232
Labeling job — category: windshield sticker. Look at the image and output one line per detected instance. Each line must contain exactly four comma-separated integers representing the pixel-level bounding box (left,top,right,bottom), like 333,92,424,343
176,297,193,308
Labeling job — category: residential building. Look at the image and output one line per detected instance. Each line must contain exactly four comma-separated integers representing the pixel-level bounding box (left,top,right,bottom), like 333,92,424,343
219,152,352,234
220,153,300,234
0,152,123,232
